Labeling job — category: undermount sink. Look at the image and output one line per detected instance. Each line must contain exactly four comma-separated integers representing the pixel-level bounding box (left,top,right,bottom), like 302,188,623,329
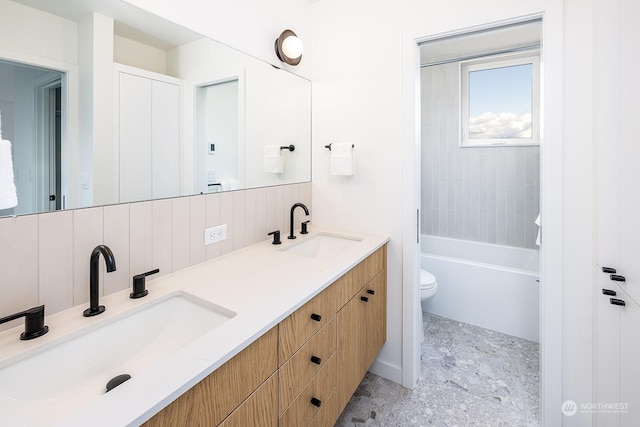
0,291,235,425
282,232,363,259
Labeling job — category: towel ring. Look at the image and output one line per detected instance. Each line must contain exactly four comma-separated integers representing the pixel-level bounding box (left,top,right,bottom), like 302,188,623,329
280,145,295,152
324,143,355,151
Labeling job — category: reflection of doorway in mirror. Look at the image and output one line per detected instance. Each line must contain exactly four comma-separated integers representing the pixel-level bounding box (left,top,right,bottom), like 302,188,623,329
195,79,241,194
0,60,65,217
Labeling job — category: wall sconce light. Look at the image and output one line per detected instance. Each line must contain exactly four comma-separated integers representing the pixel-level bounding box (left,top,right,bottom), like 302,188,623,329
275,29,303,66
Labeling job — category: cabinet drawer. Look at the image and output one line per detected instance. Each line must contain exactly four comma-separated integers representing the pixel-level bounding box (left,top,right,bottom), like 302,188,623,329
279,353,337,427
143,326,278,426
279,318,337,414
308,388,340,427
218,373,278,427
279,284,338,364
335,246,386,308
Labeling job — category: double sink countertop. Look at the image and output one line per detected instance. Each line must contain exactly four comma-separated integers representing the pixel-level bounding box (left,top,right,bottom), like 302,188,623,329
0,227,389,426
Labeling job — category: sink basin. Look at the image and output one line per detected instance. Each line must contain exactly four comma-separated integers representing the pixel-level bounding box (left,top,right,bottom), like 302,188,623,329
282,233,362,259
0,291,235,425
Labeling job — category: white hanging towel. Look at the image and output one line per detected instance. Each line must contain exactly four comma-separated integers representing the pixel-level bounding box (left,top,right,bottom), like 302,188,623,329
330,143,354,176
0,139,18,210
534,214,541,246
263,145,284,174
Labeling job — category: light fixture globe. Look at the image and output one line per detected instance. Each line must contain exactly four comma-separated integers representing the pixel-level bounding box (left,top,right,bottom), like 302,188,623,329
275,29,303,66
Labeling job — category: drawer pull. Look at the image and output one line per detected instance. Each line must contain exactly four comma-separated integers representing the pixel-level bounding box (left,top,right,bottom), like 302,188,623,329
610,298,626,307
310,355,322,365
310,313,322,322
610,274,626,282
602,267,617,274
310,397,322,408
360,296,369,302
602,289,617,296
367,289,375,295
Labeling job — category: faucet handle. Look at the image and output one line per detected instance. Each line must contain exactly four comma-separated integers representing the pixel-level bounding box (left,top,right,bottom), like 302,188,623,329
130,268,159,299
301,220,310,235
268,230,282,245
0,305,49,340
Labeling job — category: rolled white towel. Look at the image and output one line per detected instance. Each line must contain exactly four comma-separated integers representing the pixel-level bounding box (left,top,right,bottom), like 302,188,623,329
0,139,18,210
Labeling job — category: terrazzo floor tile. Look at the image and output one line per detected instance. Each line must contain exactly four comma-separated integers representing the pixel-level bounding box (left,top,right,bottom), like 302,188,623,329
336,313,540,426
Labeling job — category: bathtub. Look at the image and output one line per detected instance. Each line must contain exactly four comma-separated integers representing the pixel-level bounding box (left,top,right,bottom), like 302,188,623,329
421,235,540,342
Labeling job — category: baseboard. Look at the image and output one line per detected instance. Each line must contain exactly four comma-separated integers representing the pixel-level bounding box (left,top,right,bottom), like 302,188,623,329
368,359,403,385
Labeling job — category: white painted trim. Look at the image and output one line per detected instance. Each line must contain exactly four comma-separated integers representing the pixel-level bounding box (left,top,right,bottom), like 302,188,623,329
369,359,403,385
400,32,422,389
404,11,563,425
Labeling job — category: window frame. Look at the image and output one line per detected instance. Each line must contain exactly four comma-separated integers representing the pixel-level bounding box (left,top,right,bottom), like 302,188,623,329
459,50,540,147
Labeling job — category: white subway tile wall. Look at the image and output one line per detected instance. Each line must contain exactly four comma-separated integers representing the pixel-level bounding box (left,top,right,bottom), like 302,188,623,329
0,183,311,330
421,64,540,249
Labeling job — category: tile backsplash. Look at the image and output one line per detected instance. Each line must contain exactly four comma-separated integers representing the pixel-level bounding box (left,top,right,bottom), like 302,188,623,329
0,183,311,331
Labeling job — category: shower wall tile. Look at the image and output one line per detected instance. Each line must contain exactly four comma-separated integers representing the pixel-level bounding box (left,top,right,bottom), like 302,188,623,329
0,183,308,321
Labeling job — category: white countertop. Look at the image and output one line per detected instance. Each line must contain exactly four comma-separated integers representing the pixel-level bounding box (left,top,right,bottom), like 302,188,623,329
0,227,388,426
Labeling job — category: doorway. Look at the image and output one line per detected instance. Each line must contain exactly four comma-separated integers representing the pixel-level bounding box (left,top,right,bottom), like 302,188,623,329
0,59,65,216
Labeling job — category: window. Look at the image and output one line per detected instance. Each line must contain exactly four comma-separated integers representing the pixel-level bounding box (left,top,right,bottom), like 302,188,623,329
460,51,540,146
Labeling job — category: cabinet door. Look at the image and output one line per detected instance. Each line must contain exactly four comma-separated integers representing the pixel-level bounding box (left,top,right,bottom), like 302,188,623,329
119,73,152,203
337,290,367,411
619,293,640,426
151,80,180,200
362,270,386,368
595,286,621,427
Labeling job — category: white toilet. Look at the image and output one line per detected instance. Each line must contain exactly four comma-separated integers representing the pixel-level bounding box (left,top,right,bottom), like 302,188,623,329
420,269,438,310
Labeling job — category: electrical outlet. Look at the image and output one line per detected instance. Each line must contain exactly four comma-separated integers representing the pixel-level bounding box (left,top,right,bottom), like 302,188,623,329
204,224,227,245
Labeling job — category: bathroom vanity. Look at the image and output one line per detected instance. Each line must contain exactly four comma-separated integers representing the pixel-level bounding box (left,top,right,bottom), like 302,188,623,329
0,228,388,426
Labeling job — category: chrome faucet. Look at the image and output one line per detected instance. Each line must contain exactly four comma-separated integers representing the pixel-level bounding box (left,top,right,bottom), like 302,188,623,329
83,244,116,317
288,202,309,239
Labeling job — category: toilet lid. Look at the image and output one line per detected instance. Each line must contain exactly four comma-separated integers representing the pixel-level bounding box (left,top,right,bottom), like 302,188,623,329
420,269,437,288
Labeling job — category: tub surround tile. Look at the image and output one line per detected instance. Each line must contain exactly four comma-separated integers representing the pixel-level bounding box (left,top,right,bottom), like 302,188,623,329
0,215,38,331
337,313,539,427
39,211,74,314
72,207,104,306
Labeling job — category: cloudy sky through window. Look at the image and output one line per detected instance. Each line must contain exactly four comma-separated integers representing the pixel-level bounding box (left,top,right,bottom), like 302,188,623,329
469,64,532,139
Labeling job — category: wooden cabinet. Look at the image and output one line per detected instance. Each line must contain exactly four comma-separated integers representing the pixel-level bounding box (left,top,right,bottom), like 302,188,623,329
145,244,386,427
143,326,278,426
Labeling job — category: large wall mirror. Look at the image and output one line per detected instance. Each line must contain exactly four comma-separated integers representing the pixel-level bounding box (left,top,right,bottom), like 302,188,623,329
0,0,311,217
